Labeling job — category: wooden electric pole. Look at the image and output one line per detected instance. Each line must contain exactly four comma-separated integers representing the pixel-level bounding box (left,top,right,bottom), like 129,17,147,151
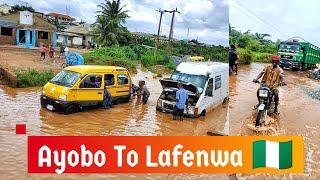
154,8,180,56
167,8,180,55
155,9,165,57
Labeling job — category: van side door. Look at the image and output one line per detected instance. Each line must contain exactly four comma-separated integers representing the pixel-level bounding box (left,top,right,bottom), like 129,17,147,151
213,74,222,101
114,72,131,98
104,74,117,97
75,74,104,103
201,78,214,109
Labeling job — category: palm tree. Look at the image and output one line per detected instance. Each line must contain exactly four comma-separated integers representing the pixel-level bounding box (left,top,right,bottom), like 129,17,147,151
94,0,130,46
254,33,271,44
47,18,66,31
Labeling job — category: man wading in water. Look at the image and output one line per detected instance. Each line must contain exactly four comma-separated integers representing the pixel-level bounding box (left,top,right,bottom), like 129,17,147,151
173,82,188,121
137,80,150,104
253,55,286,114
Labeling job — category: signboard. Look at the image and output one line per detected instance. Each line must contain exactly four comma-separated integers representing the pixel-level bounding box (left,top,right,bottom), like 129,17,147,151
20,11,33,25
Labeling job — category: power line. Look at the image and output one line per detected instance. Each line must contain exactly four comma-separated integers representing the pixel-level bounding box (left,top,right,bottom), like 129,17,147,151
154,8,180,55
232,0,290,38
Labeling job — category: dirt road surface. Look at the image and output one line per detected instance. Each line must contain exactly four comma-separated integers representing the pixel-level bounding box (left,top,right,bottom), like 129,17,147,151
229,63,320,179
0,46,89,72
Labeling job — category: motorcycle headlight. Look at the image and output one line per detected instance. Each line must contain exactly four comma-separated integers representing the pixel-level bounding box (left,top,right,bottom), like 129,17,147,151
42,90,46,95
259,90,268,98
59,94,67,101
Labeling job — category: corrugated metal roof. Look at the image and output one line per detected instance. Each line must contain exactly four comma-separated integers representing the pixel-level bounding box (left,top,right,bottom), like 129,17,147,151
0,20,17,27
57,32,80,37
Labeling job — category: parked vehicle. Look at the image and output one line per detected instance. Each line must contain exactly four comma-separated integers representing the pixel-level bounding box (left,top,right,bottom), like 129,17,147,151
189,56,205,62
41,65,132,114
253,81,276,127
278,39,320,70
156,62,229,118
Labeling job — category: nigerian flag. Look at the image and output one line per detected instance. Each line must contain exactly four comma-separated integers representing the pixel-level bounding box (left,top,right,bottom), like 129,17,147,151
253,140,292,169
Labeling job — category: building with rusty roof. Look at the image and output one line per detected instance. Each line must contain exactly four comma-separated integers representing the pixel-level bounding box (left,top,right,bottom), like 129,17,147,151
46,12,75,23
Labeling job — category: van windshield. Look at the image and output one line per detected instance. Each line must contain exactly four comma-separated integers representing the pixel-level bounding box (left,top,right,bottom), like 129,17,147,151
50,70,81,87
171,71,207,93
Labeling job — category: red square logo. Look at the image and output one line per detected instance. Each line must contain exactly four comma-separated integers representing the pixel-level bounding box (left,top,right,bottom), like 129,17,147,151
16,124,26,134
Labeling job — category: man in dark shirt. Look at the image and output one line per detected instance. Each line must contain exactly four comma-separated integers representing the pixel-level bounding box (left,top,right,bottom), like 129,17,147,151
229,45,238,75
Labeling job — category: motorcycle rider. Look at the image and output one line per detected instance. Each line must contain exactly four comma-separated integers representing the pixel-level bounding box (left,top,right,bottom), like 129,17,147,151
253,55,285,114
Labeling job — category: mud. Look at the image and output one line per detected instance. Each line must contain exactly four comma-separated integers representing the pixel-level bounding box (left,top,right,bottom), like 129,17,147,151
0,70,229,179
229,63,320,179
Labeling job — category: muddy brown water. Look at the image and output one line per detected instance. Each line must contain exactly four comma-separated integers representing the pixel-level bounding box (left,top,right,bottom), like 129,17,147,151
229,63,320,179
0,70,229,179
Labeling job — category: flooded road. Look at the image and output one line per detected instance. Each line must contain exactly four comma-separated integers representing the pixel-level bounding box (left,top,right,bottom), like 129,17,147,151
0,70,229,179
229,63,320,179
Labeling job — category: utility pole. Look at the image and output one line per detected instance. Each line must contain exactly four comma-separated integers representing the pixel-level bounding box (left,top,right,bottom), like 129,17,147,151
155,9,165,57
167,8,180,55
154,8,180,56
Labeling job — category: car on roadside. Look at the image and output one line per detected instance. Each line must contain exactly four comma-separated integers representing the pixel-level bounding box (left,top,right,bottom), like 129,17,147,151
41,65,132,114
156,62,229,118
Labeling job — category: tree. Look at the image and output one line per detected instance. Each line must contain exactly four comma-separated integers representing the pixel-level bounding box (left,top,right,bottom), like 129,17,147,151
9,5,35,14
47,18,66,31
94,0,130,46
254,33,271,44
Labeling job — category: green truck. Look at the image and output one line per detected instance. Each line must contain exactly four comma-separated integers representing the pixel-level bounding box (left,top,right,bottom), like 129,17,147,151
278,39,320,70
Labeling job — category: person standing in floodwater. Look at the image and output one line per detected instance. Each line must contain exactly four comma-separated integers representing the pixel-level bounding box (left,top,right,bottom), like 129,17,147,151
102,86,112,109
173,82,188,121
137,80,150,104
40,44,47,61
229,44,238,75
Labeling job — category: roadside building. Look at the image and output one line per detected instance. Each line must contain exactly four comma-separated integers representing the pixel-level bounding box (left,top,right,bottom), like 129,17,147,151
0,11,57,48
45,12,75,23
58,23,92,48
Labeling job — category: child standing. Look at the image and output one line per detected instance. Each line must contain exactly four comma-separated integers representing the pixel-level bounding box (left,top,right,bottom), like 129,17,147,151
40,45,47,61
49,45,54,58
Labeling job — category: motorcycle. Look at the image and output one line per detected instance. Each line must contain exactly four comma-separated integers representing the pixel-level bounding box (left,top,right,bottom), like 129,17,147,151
253,80,276,127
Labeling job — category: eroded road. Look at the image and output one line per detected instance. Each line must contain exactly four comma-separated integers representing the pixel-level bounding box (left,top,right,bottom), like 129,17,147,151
229,63,320,179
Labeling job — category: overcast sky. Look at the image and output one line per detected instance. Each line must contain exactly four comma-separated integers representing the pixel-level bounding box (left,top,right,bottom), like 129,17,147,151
230,0,320,46
0,0,229,46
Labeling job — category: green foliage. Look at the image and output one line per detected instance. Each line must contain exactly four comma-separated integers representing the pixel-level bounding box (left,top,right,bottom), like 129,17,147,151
9,5,35,14
252,52,273,63
166,61,177,70
82,48,137,73
140,50,169,67
94,0,130,46
82,45,177,72
230,25,278,63
14,69,55,88
171,40,228,62
238,49,253,65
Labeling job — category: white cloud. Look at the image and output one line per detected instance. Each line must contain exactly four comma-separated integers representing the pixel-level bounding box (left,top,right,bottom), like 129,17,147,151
230,0,320,46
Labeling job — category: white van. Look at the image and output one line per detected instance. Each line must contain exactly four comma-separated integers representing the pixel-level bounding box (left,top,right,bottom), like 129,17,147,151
156,62,229,118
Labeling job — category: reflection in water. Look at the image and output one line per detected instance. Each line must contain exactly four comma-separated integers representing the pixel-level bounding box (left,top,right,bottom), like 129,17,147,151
0,70,229,179
229,63,320,179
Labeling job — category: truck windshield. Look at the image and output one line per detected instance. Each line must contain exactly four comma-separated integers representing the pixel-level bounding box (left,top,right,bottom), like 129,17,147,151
279,44,300,52
171,71,207,93
50,70,81,87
